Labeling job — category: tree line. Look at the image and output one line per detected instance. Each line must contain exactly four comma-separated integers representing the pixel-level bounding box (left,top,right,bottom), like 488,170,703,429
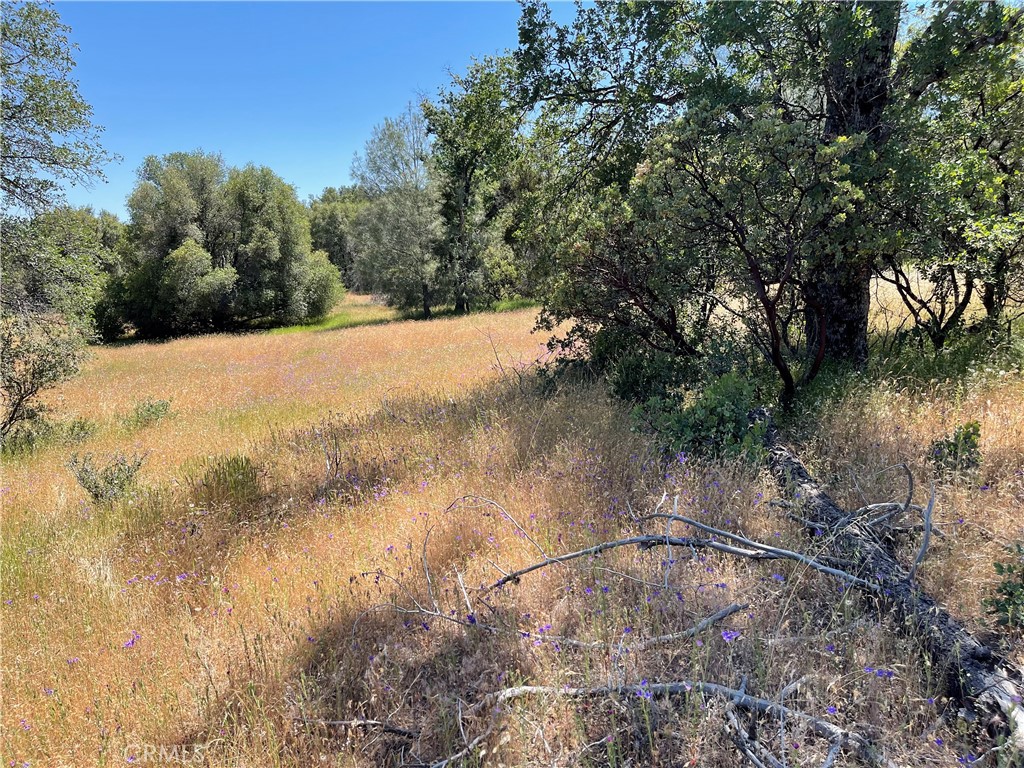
3,0,1022,444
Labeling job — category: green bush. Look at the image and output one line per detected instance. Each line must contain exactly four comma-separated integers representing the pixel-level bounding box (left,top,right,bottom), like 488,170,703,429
1,414,97,455
303,250,344,320
122,398,172,429
928,421,981,474
643,371,764,459
984,544,1024,629
68,451,145,503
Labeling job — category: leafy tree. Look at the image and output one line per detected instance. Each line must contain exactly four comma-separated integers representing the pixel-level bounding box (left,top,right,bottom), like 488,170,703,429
111,152,339,336
156,238,237,335
222,164,315,324
352,105,442,317
512,0,1023,396
425,57,525,313
1,208,110,442
308,186,366,287
878,35,1023,346
1,0,114,212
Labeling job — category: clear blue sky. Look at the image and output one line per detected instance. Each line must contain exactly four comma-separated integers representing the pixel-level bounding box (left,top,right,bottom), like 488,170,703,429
55,1,578,218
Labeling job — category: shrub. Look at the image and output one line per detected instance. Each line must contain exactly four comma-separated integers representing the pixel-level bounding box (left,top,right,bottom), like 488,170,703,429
303,250,344,321
68,451,145,503
642,371,765,459
928,421,981,474
984,544,1024,630
122,398,172,429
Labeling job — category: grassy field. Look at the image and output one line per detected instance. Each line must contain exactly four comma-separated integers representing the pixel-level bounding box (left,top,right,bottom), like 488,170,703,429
2,298,1022,767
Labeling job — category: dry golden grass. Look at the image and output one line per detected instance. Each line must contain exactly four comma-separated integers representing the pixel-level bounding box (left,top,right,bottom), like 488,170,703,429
1,301,1022,768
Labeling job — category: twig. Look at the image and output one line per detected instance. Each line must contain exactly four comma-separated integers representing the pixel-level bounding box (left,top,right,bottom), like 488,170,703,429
634,603,748,651
489,534,777,591
644,512,882,593
907,482,936,583
297,718,418,739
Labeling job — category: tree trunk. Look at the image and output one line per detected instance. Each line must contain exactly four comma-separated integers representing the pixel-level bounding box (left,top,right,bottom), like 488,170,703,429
422,283,432,319
807,2,901,368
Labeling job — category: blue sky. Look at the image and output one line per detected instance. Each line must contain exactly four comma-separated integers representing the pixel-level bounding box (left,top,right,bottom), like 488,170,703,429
56,1,578,218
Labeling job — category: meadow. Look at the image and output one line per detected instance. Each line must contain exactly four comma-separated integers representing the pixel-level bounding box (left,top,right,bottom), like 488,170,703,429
1,295,1022,767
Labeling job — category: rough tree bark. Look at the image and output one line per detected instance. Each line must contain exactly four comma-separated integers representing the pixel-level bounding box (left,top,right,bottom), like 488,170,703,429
761,415,1024,751
806,1,901,369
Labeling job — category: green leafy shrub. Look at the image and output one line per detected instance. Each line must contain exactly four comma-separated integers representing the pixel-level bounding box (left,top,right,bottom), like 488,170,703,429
2,414,97,455
303,250,344,321
643,372,764,459
928,421,981,474
984,544,1024,629
68,451,145,503
123,398,172,429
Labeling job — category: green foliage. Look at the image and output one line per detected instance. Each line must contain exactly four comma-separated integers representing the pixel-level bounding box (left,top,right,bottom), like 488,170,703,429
984,544,1024,629
67,451,145,504
509,0,1023,394
1,413,96,455
1,0,114,212
0,312,88,443
122,398,172,430
110,151,334,336
303,250,344,321
308,186,366,286
353,105,443,317
928,421,982,474
641,372,765,460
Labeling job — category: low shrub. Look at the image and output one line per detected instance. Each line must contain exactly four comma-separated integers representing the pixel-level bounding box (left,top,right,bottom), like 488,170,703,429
68,451,145,503
984,544,1024,630
122,398,173,429
641,371,765,460
928,421,981,474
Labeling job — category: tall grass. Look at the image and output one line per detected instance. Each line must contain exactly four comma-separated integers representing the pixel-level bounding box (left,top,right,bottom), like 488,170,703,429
1,300,1021,767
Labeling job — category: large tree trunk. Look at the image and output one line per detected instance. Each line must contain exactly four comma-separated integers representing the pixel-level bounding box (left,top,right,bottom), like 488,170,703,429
807,2,901,368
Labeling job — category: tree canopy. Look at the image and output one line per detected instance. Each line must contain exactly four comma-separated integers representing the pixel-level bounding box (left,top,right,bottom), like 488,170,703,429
1,0,113,213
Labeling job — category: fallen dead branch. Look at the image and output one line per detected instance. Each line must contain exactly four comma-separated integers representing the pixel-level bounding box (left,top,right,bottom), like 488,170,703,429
757,410,1024,751
472,679,888,767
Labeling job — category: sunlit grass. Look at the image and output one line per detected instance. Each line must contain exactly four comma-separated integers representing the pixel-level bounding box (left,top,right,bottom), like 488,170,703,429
267,292,399,335
1,297,1021,767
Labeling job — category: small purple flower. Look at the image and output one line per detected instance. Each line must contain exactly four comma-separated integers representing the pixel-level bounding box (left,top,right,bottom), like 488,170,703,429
466,614,477,625
721,629,741,643
826,705,837,715
124,630,141,649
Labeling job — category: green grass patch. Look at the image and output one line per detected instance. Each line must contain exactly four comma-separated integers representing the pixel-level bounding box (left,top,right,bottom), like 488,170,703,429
269,295,399,334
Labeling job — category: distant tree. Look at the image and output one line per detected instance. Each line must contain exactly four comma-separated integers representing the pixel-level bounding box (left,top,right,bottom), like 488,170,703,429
425,57,524,313
222,164,316,323
1,0,114,213
352,105,442,317
308,186,366,286
111,152,340,336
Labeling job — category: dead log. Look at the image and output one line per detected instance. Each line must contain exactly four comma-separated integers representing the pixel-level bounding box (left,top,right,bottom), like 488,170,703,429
759,412,1024,751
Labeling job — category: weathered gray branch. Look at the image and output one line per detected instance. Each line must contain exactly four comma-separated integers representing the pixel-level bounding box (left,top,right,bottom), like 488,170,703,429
758,411,1024,750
